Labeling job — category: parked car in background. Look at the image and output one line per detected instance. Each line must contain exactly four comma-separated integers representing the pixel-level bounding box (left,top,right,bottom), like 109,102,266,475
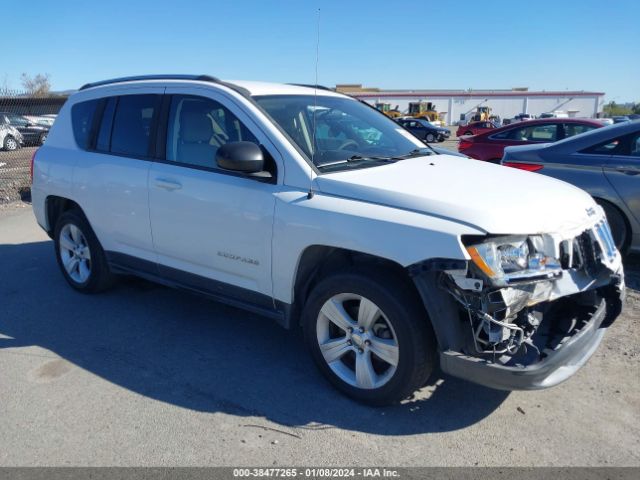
513,113,535,122
628,114,640,121
502,121,640,253
0,112,49,145
0,122,23,151
539,111,569,119
24,115,56,127
459,118,603,162
612,116,631,124
456,121,497,137
598,118,614,126
396,117,450,142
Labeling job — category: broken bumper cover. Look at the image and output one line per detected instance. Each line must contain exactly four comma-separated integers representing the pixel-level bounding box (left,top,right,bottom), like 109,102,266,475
439,280,625,390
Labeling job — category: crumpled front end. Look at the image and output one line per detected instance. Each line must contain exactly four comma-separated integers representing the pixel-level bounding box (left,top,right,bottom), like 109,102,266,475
411,210,625,390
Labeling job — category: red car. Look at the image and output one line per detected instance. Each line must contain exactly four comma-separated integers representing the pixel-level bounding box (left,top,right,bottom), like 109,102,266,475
458,118,603,162
456,121,497,137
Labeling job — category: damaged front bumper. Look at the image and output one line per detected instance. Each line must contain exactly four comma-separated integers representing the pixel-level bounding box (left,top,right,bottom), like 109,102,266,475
439,280,624,390
411,214,626,391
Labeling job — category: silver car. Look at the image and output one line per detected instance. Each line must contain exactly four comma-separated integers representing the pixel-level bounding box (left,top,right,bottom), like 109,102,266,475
502,121,640,254
0,123,23,151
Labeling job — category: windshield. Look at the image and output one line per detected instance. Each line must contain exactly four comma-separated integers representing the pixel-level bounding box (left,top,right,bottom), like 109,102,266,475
254,94,427,170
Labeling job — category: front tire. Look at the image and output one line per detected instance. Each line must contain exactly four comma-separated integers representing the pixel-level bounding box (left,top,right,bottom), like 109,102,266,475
425,133,436,143
3,136,19,151
302,267,435,405
54,209,115,293
39,132,48,145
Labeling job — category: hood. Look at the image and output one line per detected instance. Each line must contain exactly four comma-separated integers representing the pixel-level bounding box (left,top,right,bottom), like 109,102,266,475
316,155,596,235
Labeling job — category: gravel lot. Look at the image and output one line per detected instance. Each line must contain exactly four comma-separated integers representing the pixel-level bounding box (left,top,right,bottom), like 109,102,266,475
0,202,638,467
0,147,35,204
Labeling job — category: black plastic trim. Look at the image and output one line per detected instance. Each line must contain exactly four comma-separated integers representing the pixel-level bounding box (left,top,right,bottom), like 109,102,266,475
439,284,624,390
407,258,467,276
154,94,172,160
80,74,220,91
105,251,291,328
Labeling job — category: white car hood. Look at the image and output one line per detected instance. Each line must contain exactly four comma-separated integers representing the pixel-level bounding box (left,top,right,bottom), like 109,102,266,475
316,155,596,235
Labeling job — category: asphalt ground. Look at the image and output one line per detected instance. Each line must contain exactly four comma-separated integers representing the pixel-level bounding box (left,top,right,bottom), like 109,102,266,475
0,203,639,466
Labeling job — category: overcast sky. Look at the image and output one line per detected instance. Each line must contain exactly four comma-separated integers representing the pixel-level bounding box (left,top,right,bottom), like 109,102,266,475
4,0,638,101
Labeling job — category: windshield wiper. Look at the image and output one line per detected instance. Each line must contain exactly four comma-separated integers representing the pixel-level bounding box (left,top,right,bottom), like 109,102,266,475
398,146,438,158
315,155,397,170
348,155,397,163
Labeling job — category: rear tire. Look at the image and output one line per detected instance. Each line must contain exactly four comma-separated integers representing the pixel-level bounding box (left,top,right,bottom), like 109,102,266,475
596,199,629,254
302,267,435,406
54,209,115,293
39,132,47,145
3,136,19,151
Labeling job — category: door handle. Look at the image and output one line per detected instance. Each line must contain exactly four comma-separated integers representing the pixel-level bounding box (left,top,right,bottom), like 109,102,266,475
154,178,182,190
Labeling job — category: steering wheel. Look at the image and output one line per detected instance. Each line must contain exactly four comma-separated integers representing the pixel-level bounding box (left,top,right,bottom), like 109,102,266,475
337,140,360,151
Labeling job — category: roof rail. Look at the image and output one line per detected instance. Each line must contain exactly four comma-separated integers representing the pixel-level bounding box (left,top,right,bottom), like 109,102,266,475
79,74,221,91
288,83,334,92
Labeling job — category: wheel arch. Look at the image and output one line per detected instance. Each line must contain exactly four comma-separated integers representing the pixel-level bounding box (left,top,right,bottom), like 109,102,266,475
45,195,84,238
291,245,418,324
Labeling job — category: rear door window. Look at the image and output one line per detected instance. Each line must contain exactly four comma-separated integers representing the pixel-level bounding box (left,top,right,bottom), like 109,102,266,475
580,133,640,156
492,124,558,142
110,94,160,157
563,123,598,138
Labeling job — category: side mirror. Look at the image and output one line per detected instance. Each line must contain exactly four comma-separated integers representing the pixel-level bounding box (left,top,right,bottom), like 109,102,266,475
216,141,264,173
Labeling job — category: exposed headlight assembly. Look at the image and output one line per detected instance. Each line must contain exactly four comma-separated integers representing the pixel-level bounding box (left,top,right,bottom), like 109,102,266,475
465,235,562,286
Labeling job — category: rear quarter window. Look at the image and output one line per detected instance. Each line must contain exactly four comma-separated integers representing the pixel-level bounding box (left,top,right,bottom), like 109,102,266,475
71,99,100,149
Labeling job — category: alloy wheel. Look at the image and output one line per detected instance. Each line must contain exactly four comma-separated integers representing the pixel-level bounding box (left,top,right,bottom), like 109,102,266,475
316,293,399,390
59,224,92,283
5,137,17,150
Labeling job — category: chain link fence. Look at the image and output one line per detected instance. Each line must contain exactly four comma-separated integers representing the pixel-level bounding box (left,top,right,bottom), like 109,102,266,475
0,90,67,203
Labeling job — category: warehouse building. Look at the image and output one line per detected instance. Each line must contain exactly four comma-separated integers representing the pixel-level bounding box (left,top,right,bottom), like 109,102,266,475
336,85,605,125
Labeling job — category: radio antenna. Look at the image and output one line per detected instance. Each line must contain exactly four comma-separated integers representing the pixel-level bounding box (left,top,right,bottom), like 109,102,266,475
307,7,320,200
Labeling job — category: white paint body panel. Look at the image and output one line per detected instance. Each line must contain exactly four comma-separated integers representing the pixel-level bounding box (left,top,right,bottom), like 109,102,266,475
31,78,610,307
316,155,598,235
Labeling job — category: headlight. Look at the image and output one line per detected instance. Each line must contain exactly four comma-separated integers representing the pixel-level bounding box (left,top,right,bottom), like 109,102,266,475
465,235,561,285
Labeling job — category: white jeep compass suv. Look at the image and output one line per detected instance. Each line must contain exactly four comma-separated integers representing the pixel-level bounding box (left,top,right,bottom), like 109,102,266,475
32,75,625,405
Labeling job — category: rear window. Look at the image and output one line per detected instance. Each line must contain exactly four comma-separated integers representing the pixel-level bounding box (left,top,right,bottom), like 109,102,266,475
71,99,100,149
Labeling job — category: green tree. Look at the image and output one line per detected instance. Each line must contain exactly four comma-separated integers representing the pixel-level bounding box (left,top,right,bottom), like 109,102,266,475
603,101,633,117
